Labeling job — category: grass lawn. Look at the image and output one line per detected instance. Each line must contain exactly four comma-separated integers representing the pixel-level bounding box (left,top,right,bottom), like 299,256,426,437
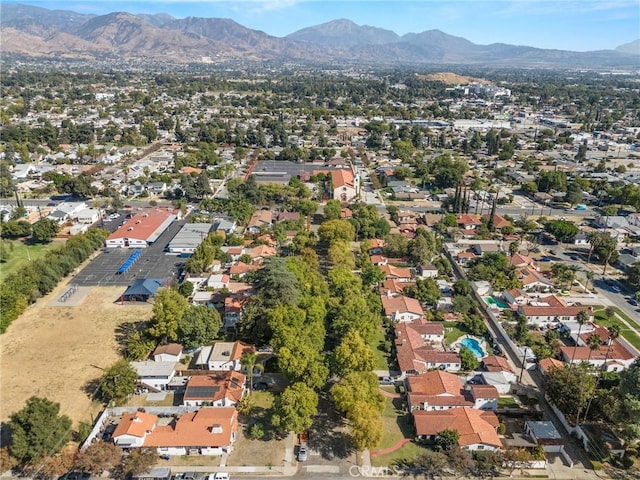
371,441,425,467
369,323,390,370
594,309,640,350
498,396,519,408
378,396,413,451
613,307,640,330
443,321,467,344
0,239,61,282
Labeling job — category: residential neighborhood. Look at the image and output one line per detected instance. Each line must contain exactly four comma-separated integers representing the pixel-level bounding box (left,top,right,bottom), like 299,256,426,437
1,56,640,480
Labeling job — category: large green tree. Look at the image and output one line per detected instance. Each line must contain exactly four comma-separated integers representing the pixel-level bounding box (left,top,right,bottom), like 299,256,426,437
347,401,383,451
178,305,222,349
272,382,319,434
544,362,596,425
99,360,138,405
330,372,385,414
31,218,59,244
9,396,72,464
332,330,376,377
148,288,190,342
318,219,355,245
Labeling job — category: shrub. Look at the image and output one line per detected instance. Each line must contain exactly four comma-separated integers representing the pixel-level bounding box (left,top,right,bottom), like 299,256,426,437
249,423,265,440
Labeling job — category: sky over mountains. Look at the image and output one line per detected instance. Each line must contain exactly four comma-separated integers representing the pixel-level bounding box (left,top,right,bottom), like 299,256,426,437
3,0,639,52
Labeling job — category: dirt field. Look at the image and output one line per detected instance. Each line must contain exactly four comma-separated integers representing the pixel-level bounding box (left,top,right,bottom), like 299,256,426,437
0,282,153,426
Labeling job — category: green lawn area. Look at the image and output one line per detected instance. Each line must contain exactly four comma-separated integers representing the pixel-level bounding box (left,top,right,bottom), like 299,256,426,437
613,307,640,330
369,323,390,370
378,396,413,451
0,240,60,282
497,396,519,408
371,441,425,467
443,321,467,344
594,309,640,350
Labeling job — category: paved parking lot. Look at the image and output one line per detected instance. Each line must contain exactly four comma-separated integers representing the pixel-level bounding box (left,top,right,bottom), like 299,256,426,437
74,220,187,286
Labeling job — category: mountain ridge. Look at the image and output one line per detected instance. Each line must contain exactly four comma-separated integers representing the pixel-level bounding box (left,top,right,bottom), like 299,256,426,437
1,3,638,67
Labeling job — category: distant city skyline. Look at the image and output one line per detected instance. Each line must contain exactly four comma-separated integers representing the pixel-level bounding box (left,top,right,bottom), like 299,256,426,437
5,0,639,52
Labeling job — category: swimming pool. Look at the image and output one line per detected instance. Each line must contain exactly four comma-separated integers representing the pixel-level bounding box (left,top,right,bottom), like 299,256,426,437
484,297,509,309
461,337,485,359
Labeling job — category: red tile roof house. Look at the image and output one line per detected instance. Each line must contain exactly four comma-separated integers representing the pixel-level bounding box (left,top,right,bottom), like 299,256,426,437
517,267,554,291
381,294,425,322
510,253,539,270
413,407,502,451
406,371,473,412
395,321,460,375
113,411,157,448
246,209,273,234
182,370,246,407
380,264,413,282
559,326,638,372
517,297,593,326
143,407,238,456
468,384,500,411
456,214,483,230
455,251,477,265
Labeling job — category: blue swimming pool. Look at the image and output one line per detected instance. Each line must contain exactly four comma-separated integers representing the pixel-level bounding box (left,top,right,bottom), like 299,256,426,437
461,337,485,359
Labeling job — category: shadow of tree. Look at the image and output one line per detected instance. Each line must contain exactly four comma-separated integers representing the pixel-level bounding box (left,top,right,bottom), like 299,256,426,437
83,377,104,403
114,320,148,356
392,397,415,439
309,391,352,460
240,406,281,442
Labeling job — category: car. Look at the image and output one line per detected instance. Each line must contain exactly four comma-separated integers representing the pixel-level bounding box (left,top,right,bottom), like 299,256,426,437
59,473,90,480
297,445,308,462
378,376,394,385
559,291,570,296
611,285,621,293
253,382,269,391
540,256,551,262
213,473,230,480
628,299,638,307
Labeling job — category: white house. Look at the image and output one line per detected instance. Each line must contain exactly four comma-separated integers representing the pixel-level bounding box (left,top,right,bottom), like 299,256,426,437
131,361,177,391
76,208,102,224
381,294,425,322
195,341,255,372
153,343,183,362
468,384,499,411
112,411,157,448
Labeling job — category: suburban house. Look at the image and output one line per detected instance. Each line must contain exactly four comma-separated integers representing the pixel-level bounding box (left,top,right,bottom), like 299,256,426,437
480,371,518,394
206,274,230,290
153,344,183,363
456,214,483,237
468,384,500,411
380,264,413,282
559,326,638,371
106,208,178,248
509,254,538,270
396,321,460,375
413,407,502,451
195,341,255,372
517,297,593,325
246,210,273,234
143,407,238,456
417,264,439,279
76,207,102,224
517,267,554,291
406,371,472,412
182,371,246,407
130,361,177,392
381,294,425,322
112,411,157,448
482,355,514,374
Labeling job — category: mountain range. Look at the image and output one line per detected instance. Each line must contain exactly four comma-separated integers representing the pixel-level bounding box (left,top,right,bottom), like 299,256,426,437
1,4,638,68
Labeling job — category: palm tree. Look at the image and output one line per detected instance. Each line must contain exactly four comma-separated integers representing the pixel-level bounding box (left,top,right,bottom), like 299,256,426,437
582,325,620,422
571,309,590,364
240,351,264,395
585,333,602,363
585,271,594,292
122,165,130,197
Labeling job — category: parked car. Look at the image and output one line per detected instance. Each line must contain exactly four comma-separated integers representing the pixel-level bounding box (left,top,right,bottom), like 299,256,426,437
540,256,551,262
628,299,638,307
214,473,230,480
297,445,308,462
378,376,394,385
253,382,269,391
611,285,621,293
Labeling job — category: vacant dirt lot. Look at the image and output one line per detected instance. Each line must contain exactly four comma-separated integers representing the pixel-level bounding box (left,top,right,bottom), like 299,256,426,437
0,283,153,426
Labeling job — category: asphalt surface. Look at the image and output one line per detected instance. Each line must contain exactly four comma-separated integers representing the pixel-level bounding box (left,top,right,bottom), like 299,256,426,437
73,219,187,286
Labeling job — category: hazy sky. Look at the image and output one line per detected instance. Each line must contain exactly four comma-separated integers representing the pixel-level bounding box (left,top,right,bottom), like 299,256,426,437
7,0,640,52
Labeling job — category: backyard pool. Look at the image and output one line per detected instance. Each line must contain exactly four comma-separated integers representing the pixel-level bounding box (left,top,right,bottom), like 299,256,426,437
484,297,509,309
461,337,486,359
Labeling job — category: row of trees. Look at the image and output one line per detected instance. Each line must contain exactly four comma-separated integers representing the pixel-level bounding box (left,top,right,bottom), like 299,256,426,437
0,228,108,332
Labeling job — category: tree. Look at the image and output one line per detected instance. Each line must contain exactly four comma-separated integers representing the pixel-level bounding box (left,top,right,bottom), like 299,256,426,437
74,441,122,474
271,382,319,434
148,288,190,342
459,346,479,371
332,330,376,377
571,310,590,364
616,359,640,443
347,401,383,451
253,257,300,307
178,305,222,349
361,261,385,288
626,262,640,290
241,351,264,394
330,372,385,414
9,396,72,464
405,277,441,304
99,360,138,405
586,333,602,363
327,240,355,268
119,448,156,478
508,241,519,257
318,219,355,245
323,199,342,221
544,219,578,243
544,362,596,425
31,218,59,243
453,279,472,296
435,428,460,451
